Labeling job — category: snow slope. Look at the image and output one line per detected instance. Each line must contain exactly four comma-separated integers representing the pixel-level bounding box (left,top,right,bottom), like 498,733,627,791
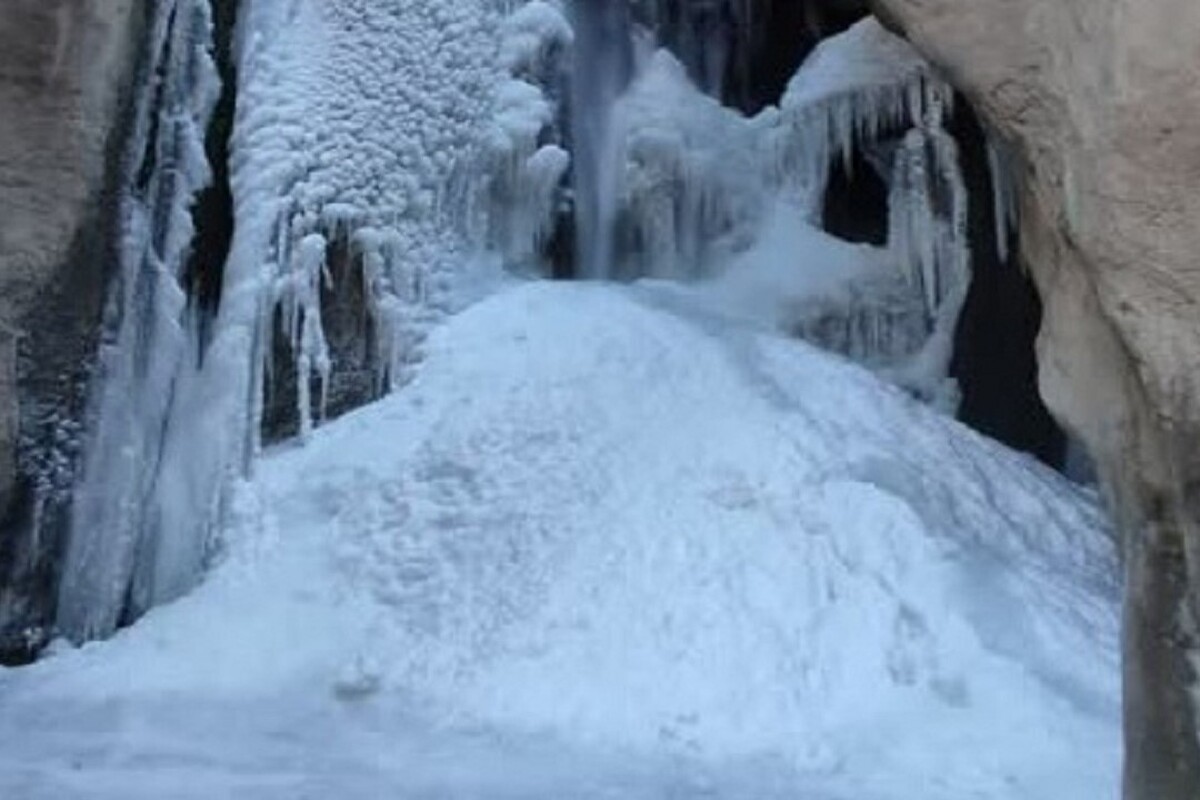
0,281,1119,799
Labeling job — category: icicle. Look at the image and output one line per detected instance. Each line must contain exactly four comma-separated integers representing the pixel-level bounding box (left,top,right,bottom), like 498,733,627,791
291,233,331,439
776,17,958,220
881,81,972,409
987,136,1019,263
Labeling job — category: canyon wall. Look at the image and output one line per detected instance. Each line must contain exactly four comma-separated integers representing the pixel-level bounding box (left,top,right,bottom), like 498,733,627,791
870,1,1200,796
0,0,144,660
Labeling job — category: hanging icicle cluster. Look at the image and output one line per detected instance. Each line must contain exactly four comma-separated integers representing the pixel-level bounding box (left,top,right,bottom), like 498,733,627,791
773,17,955,211
776,18,971,404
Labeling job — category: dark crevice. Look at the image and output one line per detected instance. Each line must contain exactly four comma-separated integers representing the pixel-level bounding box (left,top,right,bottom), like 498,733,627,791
134,6,176,194
726,0,868,113
185,0,239,346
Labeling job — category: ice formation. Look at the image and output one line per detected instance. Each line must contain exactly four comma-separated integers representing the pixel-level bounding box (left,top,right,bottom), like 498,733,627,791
57,0,222,642
615,50,772,279
882,95,971,406
774,14,955,200
58,0,566,642
178,0,527,573
478,1,573,269
988,136,1020,262
577,14,970,400
777,20,970,402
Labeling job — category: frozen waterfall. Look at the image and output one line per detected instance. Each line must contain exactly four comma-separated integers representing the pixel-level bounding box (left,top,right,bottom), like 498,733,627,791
569,0,636,280
52,2,977,645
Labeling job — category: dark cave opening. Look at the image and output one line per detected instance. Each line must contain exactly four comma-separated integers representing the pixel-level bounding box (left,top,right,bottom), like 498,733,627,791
822,148,891,247
817,98,1068,469
947,104,1067,470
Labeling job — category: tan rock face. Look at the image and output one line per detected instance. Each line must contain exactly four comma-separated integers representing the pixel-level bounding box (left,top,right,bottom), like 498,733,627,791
0,0,141,511
870,1,1200,796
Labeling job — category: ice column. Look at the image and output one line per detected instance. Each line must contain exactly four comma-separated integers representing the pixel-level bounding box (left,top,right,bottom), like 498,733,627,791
569,0,635,279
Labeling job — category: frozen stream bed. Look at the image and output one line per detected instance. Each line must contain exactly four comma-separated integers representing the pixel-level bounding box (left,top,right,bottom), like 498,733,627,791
0,281,1120,799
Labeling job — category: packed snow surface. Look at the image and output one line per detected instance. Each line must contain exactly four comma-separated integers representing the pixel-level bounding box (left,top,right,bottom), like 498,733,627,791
1,282,1119,798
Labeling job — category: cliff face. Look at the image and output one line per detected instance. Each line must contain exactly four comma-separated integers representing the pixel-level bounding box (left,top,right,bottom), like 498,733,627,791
0,0,144,660
0,0,141,326
869,1,1200,796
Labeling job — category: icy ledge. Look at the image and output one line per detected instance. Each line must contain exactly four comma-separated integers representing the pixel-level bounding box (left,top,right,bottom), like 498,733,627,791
0,282,1118,799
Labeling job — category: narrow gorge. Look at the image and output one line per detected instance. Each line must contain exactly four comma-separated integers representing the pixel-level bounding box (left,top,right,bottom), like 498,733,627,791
1,1,1196,798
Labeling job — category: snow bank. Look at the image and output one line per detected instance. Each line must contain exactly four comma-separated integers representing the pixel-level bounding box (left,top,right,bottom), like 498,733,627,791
3,282,1119,799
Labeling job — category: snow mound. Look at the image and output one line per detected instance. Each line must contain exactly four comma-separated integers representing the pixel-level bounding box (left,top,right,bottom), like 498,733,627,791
2,282,1118,798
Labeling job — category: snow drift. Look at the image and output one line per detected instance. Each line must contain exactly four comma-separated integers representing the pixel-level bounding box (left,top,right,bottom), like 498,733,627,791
1,281,1119,799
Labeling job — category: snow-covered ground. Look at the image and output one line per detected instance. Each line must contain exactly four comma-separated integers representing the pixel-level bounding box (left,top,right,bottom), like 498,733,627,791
1,280,1119,799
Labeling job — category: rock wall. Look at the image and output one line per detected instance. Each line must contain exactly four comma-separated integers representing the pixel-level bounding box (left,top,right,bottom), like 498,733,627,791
869,1,1200,797
0,0,141,328
0,0,145,661
0,326,14,513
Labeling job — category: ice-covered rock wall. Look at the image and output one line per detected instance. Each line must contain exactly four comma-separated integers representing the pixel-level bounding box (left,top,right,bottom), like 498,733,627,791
0,0,147,662
57,0,224,642
46,0,577,644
